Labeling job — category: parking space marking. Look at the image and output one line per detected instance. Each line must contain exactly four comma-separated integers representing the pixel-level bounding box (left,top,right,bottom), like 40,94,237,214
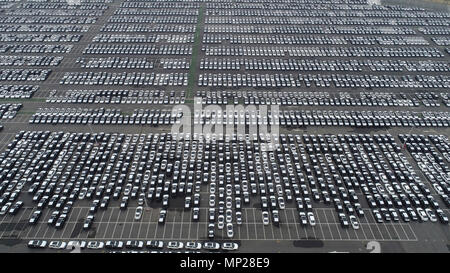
187,211,192,240
358,222,370,240
143,208,152,239
29,209,52,239
316,219,326,240
290,209,301,239
67,207,84,238
326,210,342,240
252,207,258,240
169,210,177,239
195,221,199,240
15,208,34,239
119,209,130,239
94,209,108,238
366,210,385,240
178,209,184,239
103,207,115,239
322,210,334,240
5,207,27,238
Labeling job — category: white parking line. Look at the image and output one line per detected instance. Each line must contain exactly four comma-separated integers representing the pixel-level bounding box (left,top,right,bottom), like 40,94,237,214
153,210,160,239
30,209,52,239
381,221,393,240
390,222,403,240
67,207,83,239
320,209,332,240
178,209,184,239
145,208,154,239
252,208,258,240
367,211,385,240
316,217,326,240
358,222,370,240
5,208,26,238
96,209,109,238
16,208,34,239
195,221,199,240
119,209,130,238
328,211,342,240
187,210,192,240
291,209,300,239
282,209,292,240
109,208,120,239
103,207,115,239
170,211,177,239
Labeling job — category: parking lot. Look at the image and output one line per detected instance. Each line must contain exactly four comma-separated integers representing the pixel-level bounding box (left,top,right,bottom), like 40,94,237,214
0,0,449,253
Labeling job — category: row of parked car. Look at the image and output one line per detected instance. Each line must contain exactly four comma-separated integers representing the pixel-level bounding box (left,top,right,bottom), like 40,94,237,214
28,240,238,252
0,103,21,120
193,109,450,128
198,73,450,88
432,37,450,46
418,27,450,35
199,58,450,72
93,34,195,45
204,2,449,19
0,85,38,99
6,44,72,54
203,45,443,58
83,44,192,55
17,2,108,10
0,69,51,82
60,72,188,86
204,16,450,27
108,15,197,24
47,89,185,105
0,34,82,43
0,24,89,33
0,16,97,24
114,7,198,17
5,9,104,17
204,25,415,35
0,55,63,67
100,24,195,33
29,108,183,125
76,57,154,70
196,90,428,107
203,34,429,46
76,57,189,70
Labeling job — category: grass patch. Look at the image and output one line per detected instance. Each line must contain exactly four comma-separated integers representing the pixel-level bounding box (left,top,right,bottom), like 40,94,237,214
187,5,204,99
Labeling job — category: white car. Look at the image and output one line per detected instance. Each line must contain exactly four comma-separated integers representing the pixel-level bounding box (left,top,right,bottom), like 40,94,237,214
203,241,220,250
417,208,428,222
134,206,143,220
221,242,239,251
425,208,437,222
105,241,124,249
67,241,87,250
87,241,104,249
349,215,359,230
0,202,12,215
28,240,47,248
217,215,225,229
167,241,184,249
262,211,269,225
307,212,316,226
226,223,234,238
49,241,67,249
185,242,202,250
126,240,144,249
